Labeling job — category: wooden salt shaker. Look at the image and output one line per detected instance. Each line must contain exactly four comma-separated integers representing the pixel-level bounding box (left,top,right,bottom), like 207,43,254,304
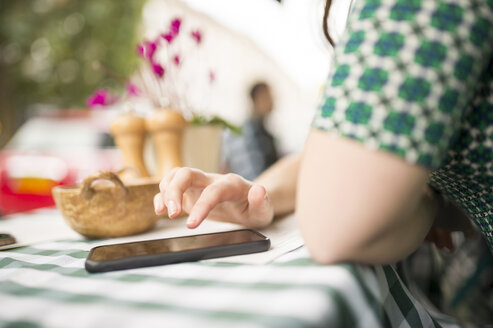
110,113,150,178
146,109,187,179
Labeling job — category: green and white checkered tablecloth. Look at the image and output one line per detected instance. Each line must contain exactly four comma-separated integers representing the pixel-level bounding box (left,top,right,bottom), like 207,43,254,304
0,238,459,328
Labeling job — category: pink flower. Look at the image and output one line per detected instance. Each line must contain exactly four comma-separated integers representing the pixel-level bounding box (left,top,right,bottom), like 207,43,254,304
161,33,175,44
126,83,140,97
170,18,182,36
136,40,158,60
152,62,165,78
161,18,182,44
146,41,158,58
86,89,117,108
209,70,215,84
190,30,202,44
173,54,181,66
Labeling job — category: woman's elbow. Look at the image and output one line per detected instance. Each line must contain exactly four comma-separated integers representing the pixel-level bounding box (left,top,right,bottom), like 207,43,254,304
300,227,388,265
305,243,349,265
295,207,420,265
295,212,361,264
302,230,371,265
297,210,426,265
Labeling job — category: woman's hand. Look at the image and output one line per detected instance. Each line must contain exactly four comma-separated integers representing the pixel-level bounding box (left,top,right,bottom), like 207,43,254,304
153,167,274,229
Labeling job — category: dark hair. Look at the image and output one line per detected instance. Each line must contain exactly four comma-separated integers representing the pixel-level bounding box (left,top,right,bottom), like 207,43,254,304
249,82,269,100
323,0,335,47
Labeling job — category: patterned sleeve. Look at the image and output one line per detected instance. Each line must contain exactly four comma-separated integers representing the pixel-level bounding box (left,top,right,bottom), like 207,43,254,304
313,0,493,169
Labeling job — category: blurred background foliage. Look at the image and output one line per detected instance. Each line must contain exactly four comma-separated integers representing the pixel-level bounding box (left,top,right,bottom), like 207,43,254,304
0,0,145,147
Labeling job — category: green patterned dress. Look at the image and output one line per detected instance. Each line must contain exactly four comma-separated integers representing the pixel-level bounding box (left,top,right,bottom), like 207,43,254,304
313,0,493,251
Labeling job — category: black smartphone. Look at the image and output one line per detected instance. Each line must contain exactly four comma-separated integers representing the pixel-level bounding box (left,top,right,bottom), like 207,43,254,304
0,233,16,247
85,229,270,273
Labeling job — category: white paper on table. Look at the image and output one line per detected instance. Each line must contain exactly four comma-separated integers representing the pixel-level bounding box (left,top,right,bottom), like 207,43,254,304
0,209,304,264
0,208,82,250
206,214,304,264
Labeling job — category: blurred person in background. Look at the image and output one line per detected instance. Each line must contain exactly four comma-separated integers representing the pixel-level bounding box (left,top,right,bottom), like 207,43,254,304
222,82,279,180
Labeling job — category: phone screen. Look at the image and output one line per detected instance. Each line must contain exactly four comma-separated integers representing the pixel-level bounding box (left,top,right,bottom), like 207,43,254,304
88,230,267,262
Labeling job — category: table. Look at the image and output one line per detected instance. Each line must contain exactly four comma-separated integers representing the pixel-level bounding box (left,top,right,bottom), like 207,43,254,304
0,212,459,327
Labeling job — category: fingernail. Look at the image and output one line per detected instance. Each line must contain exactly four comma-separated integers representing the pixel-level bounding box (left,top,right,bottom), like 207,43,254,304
154,197,163,214
167,200,177,216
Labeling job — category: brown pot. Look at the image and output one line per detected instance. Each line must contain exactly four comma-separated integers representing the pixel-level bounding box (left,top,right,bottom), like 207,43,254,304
52,171,161,238
183,125,222,173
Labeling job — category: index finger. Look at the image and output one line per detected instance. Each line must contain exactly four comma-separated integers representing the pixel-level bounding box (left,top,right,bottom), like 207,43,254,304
186,176,245,228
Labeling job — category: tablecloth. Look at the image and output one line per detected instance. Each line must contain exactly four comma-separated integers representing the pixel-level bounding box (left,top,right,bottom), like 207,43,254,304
0,237,459,328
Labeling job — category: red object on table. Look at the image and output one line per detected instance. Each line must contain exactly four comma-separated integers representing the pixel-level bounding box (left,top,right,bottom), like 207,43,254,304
0,109,122,216
0,150,120,215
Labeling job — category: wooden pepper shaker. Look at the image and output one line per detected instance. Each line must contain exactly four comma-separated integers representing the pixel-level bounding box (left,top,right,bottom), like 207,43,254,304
146,109,187,179
110,113,150,178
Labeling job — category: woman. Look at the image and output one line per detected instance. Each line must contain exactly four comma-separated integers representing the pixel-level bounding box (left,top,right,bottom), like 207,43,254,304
154,0,493,266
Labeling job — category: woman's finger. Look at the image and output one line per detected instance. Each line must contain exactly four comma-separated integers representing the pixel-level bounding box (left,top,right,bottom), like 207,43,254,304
164,168,194,218
153,192,166,215
247,184,274,227
164,168,211,218
186,179,242,228
159,167,180,193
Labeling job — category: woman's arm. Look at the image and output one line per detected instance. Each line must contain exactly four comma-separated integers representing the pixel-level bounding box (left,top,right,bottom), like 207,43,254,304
153,154,300,229
297,130,437,265
255,153,300,216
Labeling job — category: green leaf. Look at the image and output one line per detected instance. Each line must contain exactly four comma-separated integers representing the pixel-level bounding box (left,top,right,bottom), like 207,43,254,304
190,115,242,135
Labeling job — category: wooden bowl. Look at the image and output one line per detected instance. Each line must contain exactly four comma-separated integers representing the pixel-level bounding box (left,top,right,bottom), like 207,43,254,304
52,171,162,238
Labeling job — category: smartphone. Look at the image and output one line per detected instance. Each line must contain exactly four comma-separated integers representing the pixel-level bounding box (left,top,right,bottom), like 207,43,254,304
0,233,16,247
85,229,270,273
